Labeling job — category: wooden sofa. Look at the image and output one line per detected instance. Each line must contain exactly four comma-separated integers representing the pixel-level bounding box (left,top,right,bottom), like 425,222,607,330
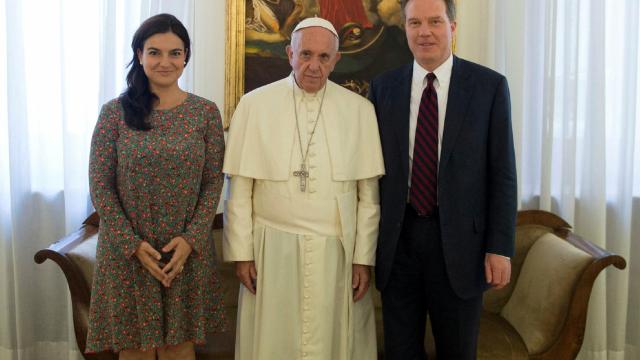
34,210,626,359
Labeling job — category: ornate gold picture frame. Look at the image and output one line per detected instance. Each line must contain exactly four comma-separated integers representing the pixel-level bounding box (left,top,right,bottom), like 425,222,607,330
224,1,246,128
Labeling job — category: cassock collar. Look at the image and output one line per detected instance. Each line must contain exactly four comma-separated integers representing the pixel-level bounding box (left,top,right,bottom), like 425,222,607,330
289,72,327,99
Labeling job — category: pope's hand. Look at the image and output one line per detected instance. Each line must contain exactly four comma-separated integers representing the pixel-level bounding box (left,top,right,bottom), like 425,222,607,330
236,261,257,294
352,264,371,302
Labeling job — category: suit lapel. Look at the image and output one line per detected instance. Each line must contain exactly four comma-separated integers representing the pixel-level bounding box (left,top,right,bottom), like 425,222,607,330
390,64,413,180
440,56,473,169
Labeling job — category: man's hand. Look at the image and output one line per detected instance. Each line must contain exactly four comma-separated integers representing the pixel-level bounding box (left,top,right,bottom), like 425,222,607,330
134,241,167,283
352,264,371,302
160,236,193,288
236,261,257,294
484,253,511,289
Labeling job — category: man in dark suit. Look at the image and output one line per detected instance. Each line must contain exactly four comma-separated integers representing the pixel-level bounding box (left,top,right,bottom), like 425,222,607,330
368,0,517,358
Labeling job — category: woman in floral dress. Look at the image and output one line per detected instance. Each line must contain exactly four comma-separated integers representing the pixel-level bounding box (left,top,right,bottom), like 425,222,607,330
86,14,226,359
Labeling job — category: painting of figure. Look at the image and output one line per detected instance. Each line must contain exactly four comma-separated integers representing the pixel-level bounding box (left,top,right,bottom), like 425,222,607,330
238,0,413,97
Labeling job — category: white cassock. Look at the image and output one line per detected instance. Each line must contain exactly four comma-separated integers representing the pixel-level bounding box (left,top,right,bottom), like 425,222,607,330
223,74,385,360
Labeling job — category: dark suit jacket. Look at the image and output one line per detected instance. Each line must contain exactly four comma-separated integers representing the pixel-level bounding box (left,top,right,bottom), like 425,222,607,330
369,56,517,299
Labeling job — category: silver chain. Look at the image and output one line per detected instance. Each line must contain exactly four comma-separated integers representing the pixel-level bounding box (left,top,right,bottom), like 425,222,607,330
292,73,327,167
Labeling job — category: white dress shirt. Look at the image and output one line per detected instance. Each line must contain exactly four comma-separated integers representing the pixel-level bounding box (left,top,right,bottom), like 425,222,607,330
408,54,453,187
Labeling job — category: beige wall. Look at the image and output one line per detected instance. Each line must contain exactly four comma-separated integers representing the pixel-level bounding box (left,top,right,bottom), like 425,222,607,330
456,0,490,64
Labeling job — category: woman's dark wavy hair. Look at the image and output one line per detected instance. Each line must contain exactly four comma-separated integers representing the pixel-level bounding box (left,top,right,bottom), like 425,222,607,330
120,13,191,130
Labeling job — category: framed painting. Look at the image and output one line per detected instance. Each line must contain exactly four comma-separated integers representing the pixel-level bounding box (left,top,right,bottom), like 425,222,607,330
224,0,415,127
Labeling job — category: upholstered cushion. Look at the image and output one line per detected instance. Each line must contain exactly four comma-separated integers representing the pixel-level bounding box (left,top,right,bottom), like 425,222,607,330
484,224,553,314
500,233,591,354
67,232,99,287
477,312,528,359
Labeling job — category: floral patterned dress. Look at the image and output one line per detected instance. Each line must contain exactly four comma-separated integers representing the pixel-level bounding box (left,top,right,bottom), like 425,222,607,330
86,93,226,353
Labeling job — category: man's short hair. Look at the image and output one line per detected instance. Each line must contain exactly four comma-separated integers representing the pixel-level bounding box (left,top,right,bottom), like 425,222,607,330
401,0,456,22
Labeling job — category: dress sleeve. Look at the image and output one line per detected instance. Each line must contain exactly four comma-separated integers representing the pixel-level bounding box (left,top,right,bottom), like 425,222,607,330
181,104,226,254
353,176,380,266
222,175,255,262
89,102,143,258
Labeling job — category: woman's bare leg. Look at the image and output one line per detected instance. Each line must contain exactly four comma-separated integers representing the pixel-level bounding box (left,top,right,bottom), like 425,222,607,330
119,348,156,360
157,341,195,360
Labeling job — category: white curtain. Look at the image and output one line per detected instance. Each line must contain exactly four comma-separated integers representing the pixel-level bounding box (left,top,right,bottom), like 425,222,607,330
458,0,639,359
0,0,194,359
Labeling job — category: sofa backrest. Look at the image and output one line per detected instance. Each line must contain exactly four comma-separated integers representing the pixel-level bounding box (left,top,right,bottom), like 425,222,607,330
500,233,592,353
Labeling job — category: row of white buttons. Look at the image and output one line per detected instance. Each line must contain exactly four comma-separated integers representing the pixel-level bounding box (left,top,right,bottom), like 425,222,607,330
302,235,313,356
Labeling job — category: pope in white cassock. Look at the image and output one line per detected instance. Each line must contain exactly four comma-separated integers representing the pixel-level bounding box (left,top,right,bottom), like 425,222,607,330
222,17,385,360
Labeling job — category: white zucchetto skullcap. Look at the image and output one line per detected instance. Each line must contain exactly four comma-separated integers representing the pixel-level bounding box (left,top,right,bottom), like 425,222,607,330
292,16,338,38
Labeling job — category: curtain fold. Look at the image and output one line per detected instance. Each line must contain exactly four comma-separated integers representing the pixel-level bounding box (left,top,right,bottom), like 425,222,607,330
0,1,194,358
458,0,639,359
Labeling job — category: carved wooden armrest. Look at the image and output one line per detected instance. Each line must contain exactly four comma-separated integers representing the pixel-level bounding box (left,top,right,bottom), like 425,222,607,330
34,223,98,357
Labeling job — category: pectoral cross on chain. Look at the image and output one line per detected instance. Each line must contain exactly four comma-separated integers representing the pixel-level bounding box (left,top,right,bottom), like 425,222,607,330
293,163,309,192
